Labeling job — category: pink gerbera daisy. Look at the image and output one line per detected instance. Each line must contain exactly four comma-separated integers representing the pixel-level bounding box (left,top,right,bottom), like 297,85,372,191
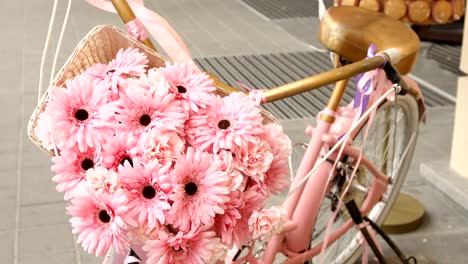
143,228,221,264
67,189,135,256
185,92,264,153
140,128,185,165
169,147,230,231
101,132,142,171
112,80,187,137
119,161,172,230
157,62,216,112
51,145,103,200
46,76,114,152
84,47,148,94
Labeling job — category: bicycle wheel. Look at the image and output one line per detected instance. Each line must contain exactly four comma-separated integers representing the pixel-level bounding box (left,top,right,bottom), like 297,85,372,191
309,93,420,264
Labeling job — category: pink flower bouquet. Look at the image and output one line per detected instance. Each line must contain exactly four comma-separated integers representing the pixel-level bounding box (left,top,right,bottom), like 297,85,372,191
29,26,291,264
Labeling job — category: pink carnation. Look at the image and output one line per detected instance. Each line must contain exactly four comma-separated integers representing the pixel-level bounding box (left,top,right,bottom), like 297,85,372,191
34,111,55,151
216,150,245,191
213,191,243,247
169,147,230,231
141,129,185,165
185,92,264,153
127,225,159,245
51,146,103,200
214,187,264,248
45,76,113,152
233,140,273,183
67,189,136,256
142,69,171,96
143,228,221,264
157,62,216,112
248,206,287,242
234,186,265,247
119,161,172,230
85,167,121,195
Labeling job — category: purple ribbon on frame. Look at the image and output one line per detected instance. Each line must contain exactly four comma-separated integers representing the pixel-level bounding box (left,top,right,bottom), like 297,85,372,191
353,44,379,117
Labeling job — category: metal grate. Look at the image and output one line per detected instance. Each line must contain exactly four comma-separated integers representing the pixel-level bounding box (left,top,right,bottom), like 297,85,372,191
427,44,461,75
195,51,454,120
241,0,318,20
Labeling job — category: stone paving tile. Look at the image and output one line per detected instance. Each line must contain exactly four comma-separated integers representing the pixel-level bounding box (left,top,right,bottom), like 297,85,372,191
18,252,77,264
20,144,52,168
0,231,15,264
17,224,75,264
0,168,18,187
143,0,311,57
382,230,468,264
78,246,104,264
19,201,69,230
20,164,63,206
421,159,468,212
275,17,324,49
0,87,22,128
399,184,468,235
0,153,18,171
408,46,458,97
0,182,16,233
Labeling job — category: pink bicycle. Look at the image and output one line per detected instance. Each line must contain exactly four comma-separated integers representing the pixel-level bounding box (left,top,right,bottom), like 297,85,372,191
78,2,426,263
217,7,424,264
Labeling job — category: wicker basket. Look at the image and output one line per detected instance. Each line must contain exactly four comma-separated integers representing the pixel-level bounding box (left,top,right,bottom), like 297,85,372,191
28,25,278,155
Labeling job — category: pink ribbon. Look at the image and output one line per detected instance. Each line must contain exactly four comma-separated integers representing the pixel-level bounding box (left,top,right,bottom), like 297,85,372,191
235,81,267,104
86,0,194,65
125,18,147,41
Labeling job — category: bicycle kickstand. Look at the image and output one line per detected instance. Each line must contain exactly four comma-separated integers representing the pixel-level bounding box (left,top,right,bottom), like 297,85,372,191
345,200,387,264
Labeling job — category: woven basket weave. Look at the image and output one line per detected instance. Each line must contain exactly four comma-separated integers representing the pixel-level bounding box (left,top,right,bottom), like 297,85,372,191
28,25,278,155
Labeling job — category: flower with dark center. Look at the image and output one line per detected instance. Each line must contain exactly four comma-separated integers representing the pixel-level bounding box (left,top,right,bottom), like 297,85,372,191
98,210,111,223
184,182,198,196
81,158,94,171
139,114,151,126
217,119,230,130
74,109,89,121
66,189,130,256
118,162,172,229
120,156,133,167
142,185,156,199
176,85,187,94
106,69,116,75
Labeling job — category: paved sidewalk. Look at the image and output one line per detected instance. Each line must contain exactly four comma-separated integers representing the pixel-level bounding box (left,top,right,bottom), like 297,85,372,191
0,0,463,263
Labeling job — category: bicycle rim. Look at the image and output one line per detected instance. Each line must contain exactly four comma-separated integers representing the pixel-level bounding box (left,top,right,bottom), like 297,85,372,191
309,94,420,264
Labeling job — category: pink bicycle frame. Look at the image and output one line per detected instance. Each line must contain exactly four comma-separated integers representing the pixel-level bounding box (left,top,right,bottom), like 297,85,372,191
225,103,389,264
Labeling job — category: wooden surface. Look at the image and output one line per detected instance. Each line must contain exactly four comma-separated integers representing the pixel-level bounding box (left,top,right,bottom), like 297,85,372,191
336,0,465,25
382,193,425,234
